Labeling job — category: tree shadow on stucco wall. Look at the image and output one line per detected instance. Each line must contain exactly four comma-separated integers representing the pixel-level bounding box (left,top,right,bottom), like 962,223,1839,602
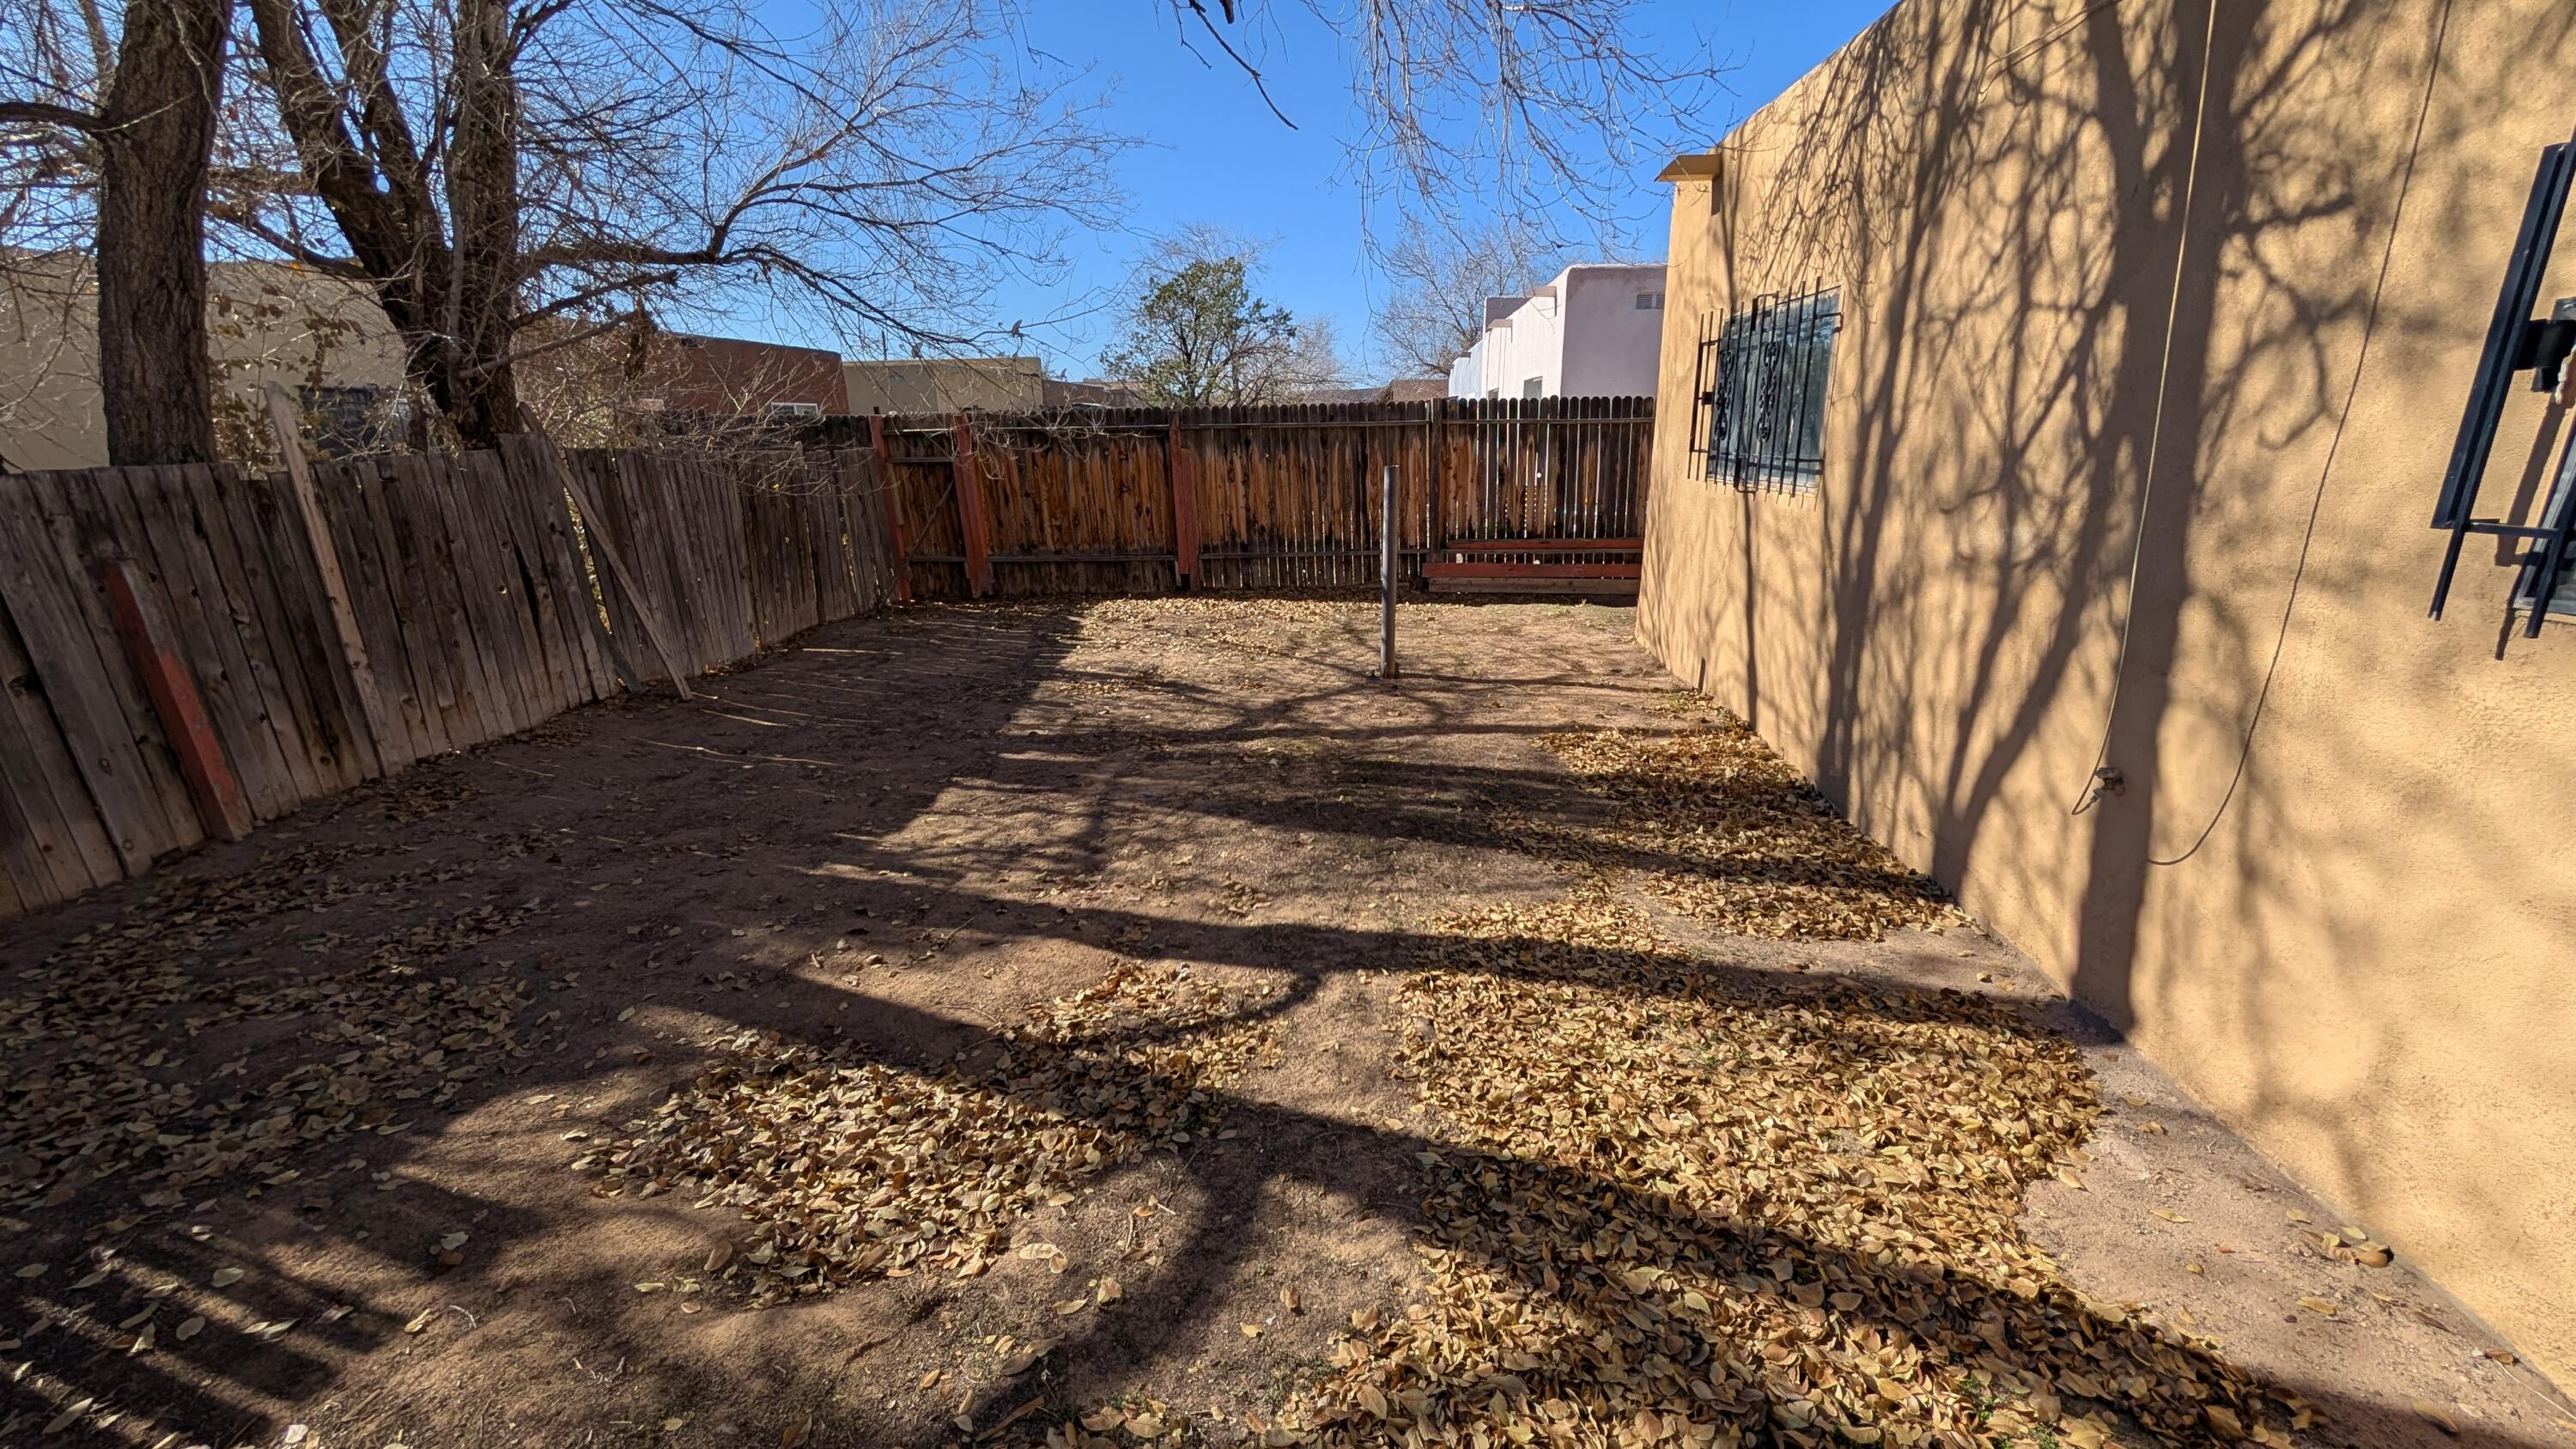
1664,0,2576,1258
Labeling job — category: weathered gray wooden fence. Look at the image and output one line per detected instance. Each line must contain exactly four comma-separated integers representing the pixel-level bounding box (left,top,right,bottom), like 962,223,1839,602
0,440,897,920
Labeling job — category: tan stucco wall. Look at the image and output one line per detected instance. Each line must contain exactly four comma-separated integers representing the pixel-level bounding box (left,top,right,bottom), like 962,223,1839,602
1637,0,2576,1382
842,356,1047,415
0,254,408,468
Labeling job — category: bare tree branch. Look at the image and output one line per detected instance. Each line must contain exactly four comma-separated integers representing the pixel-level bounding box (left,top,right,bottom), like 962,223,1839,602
1168,0,1728,253
1372,215,1565,376
0,100,106,133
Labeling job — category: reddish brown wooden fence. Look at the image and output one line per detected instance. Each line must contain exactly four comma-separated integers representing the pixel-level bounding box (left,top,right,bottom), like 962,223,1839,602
0,441,897,920
828,396,1653,598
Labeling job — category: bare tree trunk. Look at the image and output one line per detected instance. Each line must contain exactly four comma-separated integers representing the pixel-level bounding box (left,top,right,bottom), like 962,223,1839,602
442,0,526,444
246,0,507,444
93,0,228,465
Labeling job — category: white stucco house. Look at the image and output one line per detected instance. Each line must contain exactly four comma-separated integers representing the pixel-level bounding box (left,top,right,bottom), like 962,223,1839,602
1446,263,1668,399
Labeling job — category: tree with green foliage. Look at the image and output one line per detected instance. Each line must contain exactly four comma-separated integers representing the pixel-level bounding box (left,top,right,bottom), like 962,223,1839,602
1103,235,1343,405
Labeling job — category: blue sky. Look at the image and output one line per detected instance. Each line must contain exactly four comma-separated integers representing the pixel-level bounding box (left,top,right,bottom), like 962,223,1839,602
775,1,1894,379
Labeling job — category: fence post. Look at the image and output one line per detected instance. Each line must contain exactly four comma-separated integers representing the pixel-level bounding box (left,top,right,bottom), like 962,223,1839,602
1379,463,1399,680
262,382,389,770
951,413,993,597
868,413,912,601
100,557,252,841
1165,414,1200,589
1424,398,1443,557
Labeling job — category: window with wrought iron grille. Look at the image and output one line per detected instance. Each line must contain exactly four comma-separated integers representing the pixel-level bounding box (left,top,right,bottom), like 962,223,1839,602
296,384,407,459
1689,285,1840,494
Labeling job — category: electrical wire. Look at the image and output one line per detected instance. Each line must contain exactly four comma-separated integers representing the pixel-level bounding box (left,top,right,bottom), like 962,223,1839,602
2137,0,2450,867
2068,0,2449,872
2068,0,2219,819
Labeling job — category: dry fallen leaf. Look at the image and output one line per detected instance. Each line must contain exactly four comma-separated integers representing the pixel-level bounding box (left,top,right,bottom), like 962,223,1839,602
2413,1399,2462,1436
42,1397,95,1435
998,1337,1056,1376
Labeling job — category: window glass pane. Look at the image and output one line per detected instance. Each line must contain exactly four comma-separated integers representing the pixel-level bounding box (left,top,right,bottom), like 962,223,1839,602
2516,463,2576,618
1703,289,1837,492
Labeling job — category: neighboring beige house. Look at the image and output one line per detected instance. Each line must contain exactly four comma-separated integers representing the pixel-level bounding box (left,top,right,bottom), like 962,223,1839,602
1,253,856,464
843,356,1048,414
1,252,407,470
841,356,1152,413
1639,0,2575,1379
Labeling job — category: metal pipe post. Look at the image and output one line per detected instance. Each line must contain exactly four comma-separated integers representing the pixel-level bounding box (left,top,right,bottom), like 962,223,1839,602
1379,463,1399,679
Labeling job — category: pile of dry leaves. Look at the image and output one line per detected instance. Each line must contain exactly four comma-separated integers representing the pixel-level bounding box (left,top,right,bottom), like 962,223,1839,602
1204,711,2302,1448
1259,881,2307,1448
598,964,1280,1302
1083,597,1369,657
1510,721,1960,941
0,849,532,1217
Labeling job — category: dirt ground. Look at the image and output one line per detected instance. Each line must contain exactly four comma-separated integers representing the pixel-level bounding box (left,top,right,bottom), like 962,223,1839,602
2,596,2570,1449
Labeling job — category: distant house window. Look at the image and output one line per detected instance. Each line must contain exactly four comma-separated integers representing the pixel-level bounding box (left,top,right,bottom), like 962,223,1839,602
1522,377,1545,399
767,400,822,419
1692,286,1839,493
295,385,404,459
1636,291,1665,310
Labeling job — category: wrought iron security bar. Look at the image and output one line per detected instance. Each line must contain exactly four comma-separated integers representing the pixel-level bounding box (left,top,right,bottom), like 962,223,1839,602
2428,126,2576,637
1690,283,1841,495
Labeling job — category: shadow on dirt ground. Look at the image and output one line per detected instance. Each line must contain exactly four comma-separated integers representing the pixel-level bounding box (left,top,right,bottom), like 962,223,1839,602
2,598,2567,1449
